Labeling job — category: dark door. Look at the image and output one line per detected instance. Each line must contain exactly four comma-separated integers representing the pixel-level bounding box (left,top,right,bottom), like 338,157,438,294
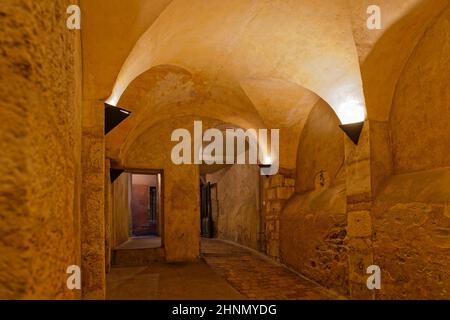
200,182,213,237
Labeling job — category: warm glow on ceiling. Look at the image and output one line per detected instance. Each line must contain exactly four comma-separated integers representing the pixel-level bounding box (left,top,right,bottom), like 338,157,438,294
336,97,367,125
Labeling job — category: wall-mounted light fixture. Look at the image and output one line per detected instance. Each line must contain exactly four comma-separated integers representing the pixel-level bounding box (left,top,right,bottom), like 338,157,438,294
110,168,125,183
334,97,366,145
258,154,272,169
104,103,131,135
339,121,364,145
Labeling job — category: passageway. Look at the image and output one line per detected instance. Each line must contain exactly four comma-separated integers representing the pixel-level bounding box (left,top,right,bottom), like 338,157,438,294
107,240,337,300
2,0,449,301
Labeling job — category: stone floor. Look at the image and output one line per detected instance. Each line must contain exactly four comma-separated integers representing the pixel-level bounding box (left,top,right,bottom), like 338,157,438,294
107,261,244,300
107,239,338,300
202,239,339,300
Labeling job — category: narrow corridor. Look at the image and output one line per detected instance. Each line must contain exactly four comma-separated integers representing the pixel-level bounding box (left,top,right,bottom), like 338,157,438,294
107,239,338,300
4,1,449,301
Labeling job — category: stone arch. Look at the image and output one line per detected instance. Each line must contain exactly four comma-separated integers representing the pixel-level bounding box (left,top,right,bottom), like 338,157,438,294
389,5,450,174
106,63,266,160
295,99,345,194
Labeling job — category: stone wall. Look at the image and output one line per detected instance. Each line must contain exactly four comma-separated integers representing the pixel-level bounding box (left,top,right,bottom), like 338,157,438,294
80,1,108,299
263,174,295,260
206,164,261,251
0,0,82,299
281,184,348,296
372,169,450,299
123,117,202,262
390,5,450,174
80,98,105,299
343,6,450,299
279,99,349,296
369,6,450,299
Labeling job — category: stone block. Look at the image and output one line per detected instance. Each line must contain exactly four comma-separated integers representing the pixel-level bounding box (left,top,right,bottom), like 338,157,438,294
267,200,284,214
347,211,372,238
266,241,279,258
270,175,285,187
266,188,277,200
276,187,294,200
348,252,373,282
263,176,271,189
266,221,276,233
345,159,372,198
284,178,295,187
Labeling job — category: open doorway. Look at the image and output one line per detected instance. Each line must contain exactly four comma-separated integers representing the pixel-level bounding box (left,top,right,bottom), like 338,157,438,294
121,171,163,249
200,181,219,238
110,169,165,267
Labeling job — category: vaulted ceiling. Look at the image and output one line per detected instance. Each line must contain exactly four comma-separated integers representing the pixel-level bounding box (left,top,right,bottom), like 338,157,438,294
81,0,448,170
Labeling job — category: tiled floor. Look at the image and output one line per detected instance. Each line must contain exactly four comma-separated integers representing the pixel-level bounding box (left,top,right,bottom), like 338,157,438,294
201,239,339,300
107,239,338,300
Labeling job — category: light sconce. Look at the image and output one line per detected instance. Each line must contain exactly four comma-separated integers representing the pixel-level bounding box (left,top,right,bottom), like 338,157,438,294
105,103,131,135
339,121,364,145
335,97,366,145
110,168,125,183
258,154,272,169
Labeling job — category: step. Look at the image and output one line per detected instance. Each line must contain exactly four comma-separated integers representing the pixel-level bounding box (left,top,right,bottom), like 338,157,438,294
112,247,165,267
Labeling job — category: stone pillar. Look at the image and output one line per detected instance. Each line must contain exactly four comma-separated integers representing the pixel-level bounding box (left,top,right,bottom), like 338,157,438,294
263,173,295,261
344,121,375,300
80,100,105,299
104,159,112,273
0,0,83,299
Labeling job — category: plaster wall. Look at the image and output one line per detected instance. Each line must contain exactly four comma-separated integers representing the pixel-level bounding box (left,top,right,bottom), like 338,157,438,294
111,173,130,249
123,117,204,261
390,5,450,174
206,164,261,251
295,101,345,193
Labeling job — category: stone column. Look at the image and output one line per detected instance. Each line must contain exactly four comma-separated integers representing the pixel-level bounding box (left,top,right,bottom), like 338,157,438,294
104,159,112,274
80,100,106,299
344,121,375,300
264,173,295,261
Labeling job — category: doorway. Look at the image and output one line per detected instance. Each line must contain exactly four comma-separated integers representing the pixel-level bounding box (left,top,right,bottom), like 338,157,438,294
200,182,219,238
125,171,163,249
